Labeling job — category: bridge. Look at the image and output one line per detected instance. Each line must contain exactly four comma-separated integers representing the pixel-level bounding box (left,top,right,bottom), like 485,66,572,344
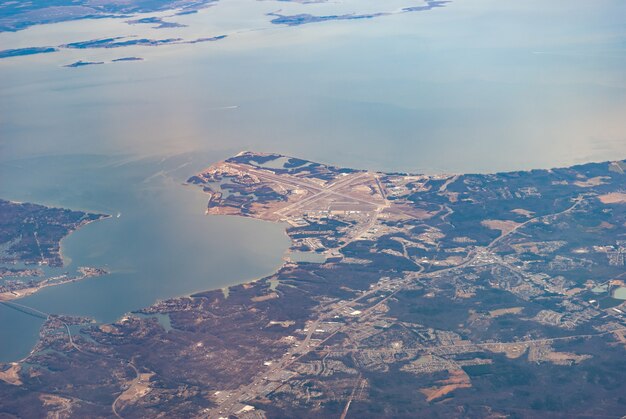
0,301,49,320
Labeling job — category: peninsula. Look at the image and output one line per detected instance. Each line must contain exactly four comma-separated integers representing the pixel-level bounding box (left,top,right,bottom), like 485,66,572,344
0,199,109,301
1,153,625,418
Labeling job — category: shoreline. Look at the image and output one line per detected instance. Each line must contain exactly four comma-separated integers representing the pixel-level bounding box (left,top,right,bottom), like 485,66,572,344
0,267,109,302
0,202,111,304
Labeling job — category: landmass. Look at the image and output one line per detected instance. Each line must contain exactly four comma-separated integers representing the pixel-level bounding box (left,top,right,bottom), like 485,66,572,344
112,57,144,62
267,11,385,26
273,0,329,4
0,199,109,301
0,0,448,32
126,16,187,29
62,36,184,49
0,35,227,63
1,154,625,418
185,35,227,43
0,267,108,301
64,60,104,68
268,0,449,26
0,47,57,59
0,0,217,32
0,199,108,267
61,35,227,49
0,0,448,65
65,57,145,67
0,267,43,281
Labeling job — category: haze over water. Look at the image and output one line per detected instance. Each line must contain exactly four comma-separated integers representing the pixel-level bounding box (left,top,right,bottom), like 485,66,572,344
1,0,625,360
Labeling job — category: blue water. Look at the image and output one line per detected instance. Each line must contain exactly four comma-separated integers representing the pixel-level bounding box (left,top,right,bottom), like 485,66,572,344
0,154,290,361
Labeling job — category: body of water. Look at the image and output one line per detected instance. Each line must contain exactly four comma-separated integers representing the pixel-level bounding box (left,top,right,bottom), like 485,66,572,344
0,154,290,361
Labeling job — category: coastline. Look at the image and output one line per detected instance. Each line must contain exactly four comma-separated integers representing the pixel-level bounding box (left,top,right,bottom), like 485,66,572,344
2,152,626,417
0,203,111,303
0,267,109,302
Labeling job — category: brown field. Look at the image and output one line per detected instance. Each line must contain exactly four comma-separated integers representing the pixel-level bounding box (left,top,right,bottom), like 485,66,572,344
420,369,472,402
598,192,626,204
40,394,71,412
434,256,465,266
385,205,435,220
598,221,615,229
0,363,22,385
489,343,529,359
115,372,154,410
0,286,39,301
251,292,279,302
527,344,591,365
99,324,122,335
612,329,626,347
489,307,523,318
573,176,609,187
543,351,591,365
564,287,584,296
481,219,522,234
511,208,534,218
444,192,459,203
455,290,475,299
208,206,247,216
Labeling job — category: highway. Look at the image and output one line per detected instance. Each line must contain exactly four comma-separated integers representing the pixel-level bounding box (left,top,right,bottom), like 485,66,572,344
206,194,597,418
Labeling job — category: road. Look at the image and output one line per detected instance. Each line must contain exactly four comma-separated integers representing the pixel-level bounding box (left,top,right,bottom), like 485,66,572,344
111,360,141,419
487,194,584,250
229,164,383,217
207,194,596,418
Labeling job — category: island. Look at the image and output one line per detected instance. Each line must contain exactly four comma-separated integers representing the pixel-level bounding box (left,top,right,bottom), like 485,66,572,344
64,60,105,68
0,153,625,418
64,57,146,68
0,47,57,59
61,37,185,49
61,35,227,49
0,35,228,64
112,57,144,62
126,16,187,29
268,0,449,26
